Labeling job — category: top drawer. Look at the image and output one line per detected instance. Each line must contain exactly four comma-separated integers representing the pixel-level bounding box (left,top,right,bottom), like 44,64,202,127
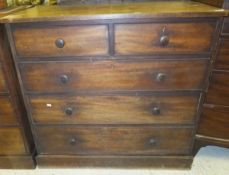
12,25,109,58
115,22,216,55
222,17,229,35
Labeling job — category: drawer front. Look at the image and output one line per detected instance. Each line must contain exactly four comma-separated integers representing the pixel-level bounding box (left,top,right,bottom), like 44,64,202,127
29,94,199,125
35,126,193,155
0,64,7,92
206,71,229,106
20,60,208,93
13,25,109,57
215,38,229,70
0,127,26,155
198,105,229,140
115,23,215,55
0,96,18,125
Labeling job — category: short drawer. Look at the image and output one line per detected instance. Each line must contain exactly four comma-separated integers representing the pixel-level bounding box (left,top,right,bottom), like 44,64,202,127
0,96,18,125
215,38,229,70
206,71,229,106
29,94,199,125
115,22,215,55
35,126,193,155
12,25,109,57
0,127,26,155
20,59,208,93
198,105,229,140
0,64,8,92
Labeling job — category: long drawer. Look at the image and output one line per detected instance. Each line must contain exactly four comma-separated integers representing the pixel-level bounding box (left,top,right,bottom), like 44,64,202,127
198,105,229,140
206,71,229,106
0,127,26,155
12,25,109,57
35,126,193,155
115,22,215,55
0,96,18,125
29,94,199,125
20,59,208,93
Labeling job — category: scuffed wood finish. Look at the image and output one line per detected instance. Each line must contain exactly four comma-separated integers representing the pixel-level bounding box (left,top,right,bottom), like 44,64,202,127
0,1,227,23
222,18,229,34
0,63,7,92
205,71,229,106
35,126,193,155
215,38,229,69
198,105,229,140
0,96,19,125
29,94,199,125
36,155,193,168
13,25,109,57
0,127,26,155
115,22,215,55
20,60,208,93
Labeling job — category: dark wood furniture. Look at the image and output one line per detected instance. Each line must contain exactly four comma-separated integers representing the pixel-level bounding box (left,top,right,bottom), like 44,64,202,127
195,0,229,152
0,0,228,169
0,12,34,169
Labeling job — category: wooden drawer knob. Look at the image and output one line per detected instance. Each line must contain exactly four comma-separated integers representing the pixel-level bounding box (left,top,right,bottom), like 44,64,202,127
69,137,77,145
149,138,157,146
156,73,166,82
152,106,160,115
60,74,69,84
55,38,65,48
65,107,73,116
160,35,169,46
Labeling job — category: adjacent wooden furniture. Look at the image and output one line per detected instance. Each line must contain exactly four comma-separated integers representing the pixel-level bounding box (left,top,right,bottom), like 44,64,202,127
0,13,34,168
0,0,227,169
195,0,229,152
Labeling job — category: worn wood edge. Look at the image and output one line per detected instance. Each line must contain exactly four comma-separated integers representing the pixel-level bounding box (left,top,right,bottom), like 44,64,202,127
36,155,193,169
193,135,229,155
0,155,36,169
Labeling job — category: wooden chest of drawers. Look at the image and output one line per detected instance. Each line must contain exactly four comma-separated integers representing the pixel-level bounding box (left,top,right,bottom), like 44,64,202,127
2,1,227,169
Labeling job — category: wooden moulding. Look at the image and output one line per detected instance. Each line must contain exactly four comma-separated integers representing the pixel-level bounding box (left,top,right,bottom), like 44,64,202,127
0,155,35,169
36,155,193,169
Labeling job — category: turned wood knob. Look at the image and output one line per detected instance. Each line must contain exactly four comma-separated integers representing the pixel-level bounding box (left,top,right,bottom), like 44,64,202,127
55,38,65,48
160,35,169,46
156,73,166,82
69,137,77,145
149,138,157,146
60,74,69,84
152,106,160,115
65,107,73,116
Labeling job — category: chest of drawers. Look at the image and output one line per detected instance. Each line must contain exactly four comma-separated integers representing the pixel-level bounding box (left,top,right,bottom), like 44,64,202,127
2,1,227,169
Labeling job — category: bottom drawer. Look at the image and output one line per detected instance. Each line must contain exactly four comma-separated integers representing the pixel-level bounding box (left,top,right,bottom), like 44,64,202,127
0,127,26,155
35,126,193,155
198,105,229,140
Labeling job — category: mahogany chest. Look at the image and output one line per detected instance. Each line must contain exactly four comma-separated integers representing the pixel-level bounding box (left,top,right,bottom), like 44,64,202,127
0,0,228,168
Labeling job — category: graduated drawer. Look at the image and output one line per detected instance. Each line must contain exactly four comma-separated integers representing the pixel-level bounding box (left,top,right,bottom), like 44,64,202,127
35,126,193,155
0,64,8,92
0,127,26,155
206,71,229,106
29,94,199,125
20,59,208,93
215,38,229,70
0,96,18,125
114,22,215,55
198,105,229,140
12,25,109,58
